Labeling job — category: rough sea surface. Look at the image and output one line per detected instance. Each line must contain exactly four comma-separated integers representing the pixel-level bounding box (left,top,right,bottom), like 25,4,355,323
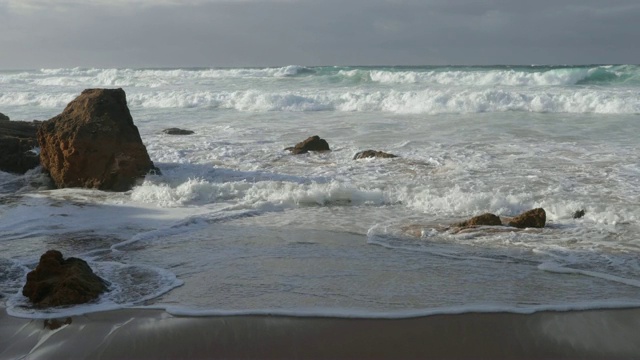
1,65,639,318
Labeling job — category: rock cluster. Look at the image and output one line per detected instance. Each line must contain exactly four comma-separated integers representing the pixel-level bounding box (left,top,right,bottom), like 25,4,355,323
456,208,546,229
22,250,108,308
37,88,155,191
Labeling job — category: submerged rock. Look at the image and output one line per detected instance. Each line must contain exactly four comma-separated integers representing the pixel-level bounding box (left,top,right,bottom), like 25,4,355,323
37,88,156,191
573,209,586,219
22,250,108,308
353,150,398,160
285,135,330,154
163,128,194,135
508,208,546,229
455,213,502,228
0,112,9,121
0,120,40,174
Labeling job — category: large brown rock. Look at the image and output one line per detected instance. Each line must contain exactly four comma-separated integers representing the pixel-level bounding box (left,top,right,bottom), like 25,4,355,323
22,250,108,308
455,213,503,228
285,135,330,154
353,150,398,160
0,120,40,174
37,88,155,191
508,208,546,229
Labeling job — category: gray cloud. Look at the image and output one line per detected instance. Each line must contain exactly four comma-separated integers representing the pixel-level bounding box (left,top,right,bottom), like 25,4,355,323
1,0,639,68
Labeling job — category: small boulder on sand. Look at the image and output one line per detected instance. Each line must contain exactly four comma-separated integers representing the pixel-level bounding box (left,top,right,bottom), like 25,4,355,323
22,250,108,308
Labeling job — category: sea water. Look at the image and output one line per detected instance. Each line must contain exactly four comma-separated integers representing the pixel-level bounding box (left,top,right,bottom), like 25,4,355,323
0,65,639,319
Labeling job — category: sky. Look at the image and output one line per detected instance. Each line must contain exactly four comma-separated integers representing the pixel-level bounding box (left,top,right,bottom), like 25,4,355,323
1,0,639,68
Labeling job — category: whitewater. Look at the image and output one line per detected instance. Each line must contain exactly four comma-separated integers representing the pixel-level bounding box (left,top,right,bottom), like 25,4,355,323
0,65,639,319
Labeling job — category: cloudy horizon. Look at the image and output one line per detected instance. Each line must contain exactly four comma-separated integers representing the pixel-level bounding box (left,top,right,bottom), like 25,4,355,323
1,0,639,69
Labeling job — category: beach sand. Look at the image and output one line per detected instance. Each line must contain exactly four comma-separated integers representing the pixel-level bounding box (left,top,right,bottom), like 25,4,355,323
2,306,640,359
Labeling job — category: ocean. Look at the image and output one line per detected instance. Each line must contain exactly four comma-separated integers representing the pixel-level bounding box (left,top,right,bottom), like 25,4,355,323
0,65,639,319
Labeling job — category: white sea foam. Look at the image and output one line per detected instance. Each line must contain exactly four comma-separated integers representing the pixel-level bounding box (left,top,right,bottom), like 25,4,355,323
0,66,311,89
2,66,640,114
365,68,592,86
131,178,388,209
103,88,640,114
539,262,640,288
158,300,640,319
0,92,76,108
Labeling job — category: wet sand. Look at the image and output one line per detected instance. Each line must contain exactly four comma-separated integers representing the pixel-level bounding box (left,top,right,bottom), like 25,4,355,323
2,306,640,359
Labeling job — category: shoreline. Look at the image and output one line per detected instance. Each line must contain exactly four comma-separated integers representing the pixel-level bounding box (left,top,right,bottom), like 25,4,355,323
3,306,640,359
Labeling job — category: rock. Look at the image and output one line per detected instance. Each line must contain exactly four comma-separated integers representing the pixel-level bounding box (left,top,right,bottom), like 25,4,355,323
22,250,108,308
0,112,9,121
573,209,586,219
44,317,72,330
285,135,330,154
0,120,41,174
37,88,155,191
455,213,503,228
508,208,546,229
163,128,194,135
353,150,398,160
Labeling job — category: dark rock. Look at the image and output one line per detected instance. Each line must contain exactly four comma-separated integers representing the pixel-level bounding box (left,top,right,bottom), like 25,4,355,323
44,317,72,330
22,250,108,308
163,128,194,135
0,112,9,121
353,150,398,160
37,88,155,191
455,213,502,228
573,209,586,219
508,208,546,229
0,120,40,174
285,135,330,155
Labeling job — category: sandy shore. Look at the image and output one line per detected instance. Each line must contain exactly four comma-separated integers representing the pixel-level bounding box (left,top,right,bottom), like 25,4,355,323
2,306,640,359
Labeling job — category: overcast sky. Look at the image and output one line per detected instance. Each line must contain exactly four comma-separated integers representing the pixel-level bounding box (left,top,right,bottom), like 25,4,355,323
1,0,639,69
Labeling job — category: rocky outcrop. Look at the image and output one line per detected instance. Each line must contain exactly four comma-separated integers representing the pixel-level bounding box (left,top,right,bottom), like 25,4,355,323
455,213,502,228
37,88,155,191
507,208,546,229
22,250,108,308
285,135,330,154
0,120,40,174
163,128,194,135
0,112,9,121
353,150,398,160
573,209,586,219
